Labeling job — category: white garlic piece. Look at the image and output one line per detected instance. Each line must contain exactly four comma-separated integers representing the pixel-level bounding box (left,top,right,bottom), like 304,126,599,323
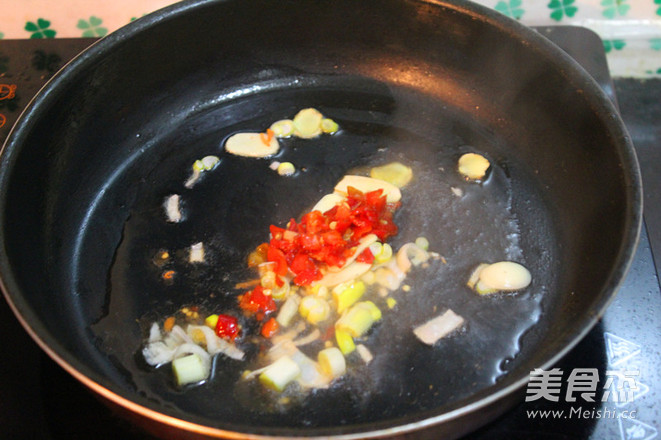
458,153,490,181
478,261,532,292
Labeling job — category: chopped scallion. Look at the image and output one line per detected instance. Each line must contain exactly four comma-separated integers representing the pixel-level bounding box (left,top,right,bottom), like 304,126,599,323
320,118,339,134
318,347,346,377
259,355,301,392
270,119,295,138
172,353,208,386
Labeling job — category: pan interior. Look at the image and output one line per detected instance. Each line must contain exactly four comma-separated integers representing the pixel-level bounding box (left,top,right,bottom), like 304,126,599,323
0,0,635,435
79,80,555,429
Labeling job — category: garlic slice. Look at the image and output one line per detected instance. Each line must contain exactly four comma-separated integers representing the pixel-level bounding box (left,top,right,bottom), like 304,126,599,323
225,132,279,157
413,309,464,345
478,261,531,291
458,153,490,181
315,262,373,287
334,175,401,203
468,261,532,294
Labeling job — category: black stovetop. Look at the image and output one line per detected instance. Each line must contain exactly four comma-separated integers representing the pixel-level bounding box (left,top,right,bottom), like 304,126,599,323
0,28,659,440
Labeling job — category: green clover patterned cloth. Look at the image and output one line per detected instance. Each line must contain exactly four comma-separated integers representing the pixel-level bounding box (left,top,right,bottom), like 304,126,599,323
1,0,660,77
548,0,579,21
77,17,109,38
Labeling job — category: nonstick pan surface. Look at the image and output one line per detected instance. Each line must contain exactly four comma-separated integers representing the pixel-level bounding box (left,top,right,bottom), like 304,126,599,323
0,0,641,438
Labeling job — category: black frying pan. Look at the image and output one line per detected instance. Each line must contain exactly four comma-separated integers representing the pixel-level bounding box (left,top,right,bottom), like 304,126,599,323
0,0,641,438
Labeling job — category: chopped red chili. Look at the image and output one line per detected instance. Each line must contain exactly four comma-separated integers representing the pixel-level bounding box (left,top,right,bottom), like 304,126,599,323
260,128,275,146
264,187,399,286
238,286,277,320
355,247,375,264
260,317,279,338
214,314,240,341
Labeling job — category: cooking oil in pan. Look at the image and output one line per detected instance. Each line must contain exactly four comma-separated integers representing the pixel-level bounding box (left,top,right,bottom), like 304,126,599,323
89,95,554,427
223,151,548,423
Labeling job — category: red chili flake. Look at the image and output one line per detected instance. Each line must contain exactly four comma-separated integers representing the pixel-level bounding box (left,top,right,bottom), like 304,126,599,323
215,314,240,341
260,317,279,338
238,286,276,319
263,186,400,286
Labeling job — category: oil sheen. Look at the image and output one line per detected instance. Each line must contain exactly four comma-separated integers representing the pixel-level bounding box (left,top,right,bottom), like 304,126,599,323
90,89,554,428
